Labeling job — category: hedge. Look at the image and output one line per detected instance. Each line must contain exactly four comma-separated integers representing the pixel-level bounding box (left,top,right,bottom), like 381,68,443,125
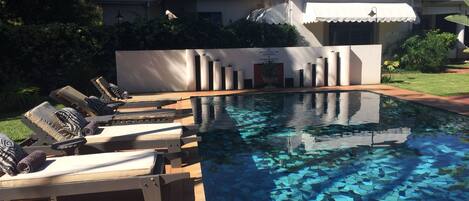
0,17,300,112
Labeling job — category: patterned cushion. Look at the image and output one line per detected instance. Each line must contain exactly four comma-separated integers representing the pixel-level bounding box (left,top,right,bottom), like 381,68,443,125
85,96,115,116
56,128,78,139
0,133,27,176
55,108,88,137
109,83,128,99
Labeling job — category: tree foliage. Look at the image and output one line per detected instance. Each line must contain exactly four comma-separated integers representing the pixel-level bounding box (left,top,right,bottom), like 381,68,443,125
0,17,301,94
0,1,300,112
1,0,102,26
444,0,469,27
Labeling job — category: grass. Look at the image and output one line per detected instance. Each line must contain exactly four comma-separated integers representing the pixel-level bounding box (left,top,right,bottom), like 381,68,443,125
0,103,63,143
386,71,469,96
0,112,32,142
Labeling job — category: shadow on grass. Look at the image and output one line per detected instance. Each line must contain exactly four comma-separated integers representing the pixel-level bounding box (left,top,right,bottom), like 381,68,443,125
445,92,469,97
445,63,469,70
386,80,408,84
0,111,23,121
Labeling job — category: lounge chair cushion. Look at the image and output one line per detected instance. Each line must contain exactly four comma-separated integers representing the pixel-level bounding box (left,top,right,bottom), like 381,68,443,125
95,77,118,100
24,102,76,141
85,96,115,116
0,134,27,176
0,150,156,188
55,107,88,137
84,122,183,144
54,86,91,115
113,109,177,121
109,83,128,99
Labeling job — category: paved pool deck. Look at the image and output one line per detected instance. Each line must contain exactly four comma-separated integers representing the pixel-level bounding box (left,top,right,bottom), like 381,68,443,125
129,84,468,201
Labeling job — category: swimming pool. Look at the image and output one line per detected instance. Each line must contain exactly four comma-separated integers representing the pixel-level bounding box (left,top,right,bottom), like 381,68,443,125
192,91,469,201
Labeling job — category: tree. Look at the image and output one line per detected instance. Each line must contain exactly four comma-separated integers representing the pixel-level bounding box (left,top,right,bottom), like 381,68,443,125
2,0,102,26
444,0,469,26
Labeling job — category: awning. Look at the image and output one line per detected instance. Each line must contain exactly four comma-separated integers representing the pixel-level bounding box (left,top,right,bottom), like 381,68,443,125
304,3,417,23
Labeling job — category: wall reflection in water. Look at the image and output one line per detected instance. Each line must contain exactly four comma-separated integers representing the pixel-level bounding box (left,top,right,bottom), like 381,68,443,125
191,91,411,152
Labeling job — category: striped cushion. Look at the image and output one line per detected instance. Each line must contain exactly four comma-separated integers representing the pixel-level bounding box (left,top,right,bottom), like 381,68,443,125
85,96,115,116
0,134,27,176
55,108,88,137
109,83,128,99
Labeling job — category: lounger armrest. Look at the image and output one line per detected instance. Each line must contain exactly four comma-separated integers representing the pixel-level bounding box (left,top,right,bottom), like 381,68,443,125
159,172,191,185
181,135,202,144
51,137,87,155
182,125,197,132
85,115,114,124
106,101,125,109
23,145,66,156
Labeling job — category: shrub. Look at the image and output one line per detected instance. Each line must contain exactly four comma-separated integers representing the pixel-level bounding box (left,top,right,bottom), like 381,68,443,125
399,30,457,72
111,18,300,50
381,60,400,83
0,23,109,94
2,0,102,26
0,83,44,113
225,19,299,47
0,17,301,112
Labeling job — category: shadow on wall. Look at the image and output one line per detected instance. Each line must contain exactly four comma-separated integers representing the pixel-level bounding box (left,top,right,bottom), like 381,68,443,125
350,50,362,85
117,50,188,93
117,45,380,93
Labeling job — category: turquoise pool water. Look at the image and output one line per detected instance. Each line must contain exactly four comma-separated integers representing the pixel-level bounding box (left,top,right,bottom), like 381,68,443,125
192,91,469,201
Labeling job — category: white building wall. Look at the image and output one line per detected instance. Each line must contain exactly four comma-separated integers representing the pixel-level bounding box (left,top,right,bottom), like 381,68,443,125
116,45,382,93
195,0,322,46
290,0,324,46
198,0,418,47
379,22,413,57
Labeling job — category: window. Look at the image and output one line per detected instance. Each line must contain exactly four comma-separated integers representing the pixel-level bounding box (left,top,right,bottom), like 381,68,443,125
329,23,375,45
198,12,222,26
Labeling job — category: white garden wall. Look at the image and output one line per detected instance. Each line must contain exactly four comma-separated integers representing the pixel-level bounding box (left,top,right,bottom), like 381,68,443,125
116,45,382,93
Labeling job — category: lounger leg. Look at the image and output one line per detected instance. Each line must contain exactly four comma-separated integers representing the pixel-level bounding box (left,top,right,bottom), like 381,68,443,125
141,176,162,201
168,142,182,168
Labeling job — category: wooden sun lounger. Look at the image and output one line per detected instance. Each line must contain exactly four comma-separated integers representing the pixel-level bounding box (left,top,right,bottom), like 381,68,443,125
0,151,191,201
91,76,181,103
50,86,177,124
21,102,200,167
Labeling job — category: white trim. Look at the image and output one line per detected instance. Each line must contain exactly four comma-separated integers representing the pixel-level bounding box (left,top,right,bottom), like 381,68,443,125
304,2,417,23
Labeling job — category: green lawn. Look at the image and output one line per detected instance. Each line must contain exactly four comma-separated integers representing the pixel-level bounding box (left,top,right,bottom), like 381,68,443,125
387,71,469,96
0,103,63,142
0,112,32,142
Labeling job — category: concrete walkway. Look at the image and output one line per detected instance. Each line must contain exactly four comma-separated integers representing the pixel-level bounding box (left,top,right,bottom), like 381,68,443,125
446,65,469,74
131,84,469,116
447,94,469,105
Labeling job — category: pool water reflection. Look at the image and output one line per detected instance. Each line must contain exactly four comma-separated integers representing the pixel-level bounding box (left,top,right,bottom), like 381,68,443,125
192,91,469,201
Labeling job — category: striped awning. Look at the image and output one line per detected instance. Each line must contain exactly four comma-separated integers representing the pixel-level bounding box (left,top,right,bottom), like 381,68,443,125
304,2,417,23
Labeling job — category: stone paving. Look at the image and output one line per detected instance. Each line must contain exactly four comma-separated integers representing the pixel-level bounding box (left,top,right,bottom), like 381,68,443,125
446,65,469,74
